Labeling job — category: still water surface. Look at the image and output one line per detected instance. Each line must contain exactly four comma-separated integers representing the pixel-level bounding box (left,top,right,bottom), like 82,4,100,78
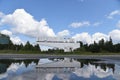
0,58,120,80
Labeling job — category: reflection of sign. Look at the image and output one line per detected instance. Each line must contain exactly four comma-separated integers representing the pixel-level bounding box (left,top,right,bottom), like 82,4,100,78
36,58,80,73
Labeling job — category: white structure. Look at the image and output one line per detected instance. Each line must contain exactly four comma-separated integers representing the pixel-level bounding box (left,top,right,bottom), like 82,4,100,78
36,37,80,52
36,58,80,68
36,58,80,72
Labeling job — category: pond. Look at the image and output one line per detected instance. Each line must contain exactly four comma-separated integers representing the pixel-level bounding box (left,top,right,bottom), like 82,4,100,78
0,58,120,80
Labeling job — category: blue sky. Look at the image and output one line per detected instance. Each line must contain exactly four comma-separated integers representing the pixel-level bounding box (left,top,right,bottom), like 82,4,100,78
0,0,120,44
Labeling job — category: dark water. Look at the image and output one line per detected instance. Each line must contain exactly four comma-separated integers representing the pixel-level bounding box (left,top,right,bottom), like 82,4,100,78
0,58,120,80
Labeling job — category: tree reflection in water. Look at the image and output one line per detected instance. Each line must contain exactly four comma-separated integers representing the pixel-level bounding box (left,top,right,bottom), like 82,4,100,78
0,58,117,80
0,59,39,74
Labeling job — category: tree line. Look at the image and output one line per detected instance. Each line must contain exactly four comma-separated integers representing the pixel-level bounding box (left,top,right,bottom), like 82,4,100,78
0,40,41,52
74,37,120,53
0,33,120,54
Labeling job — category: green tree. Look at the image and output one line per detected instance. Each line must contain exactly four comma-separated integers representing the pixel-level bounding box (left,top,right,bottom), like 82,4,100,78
114,43,120,52
104,37,114,52
8,40,14,50
33,44,41,51
79,41,83,47
89,41,100,53
98,39,105,52
22,41,34,51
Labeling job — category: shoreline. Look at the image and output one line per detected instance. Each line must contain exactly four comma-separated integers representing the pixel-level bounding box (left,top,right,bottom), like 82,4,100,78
0,54,120,60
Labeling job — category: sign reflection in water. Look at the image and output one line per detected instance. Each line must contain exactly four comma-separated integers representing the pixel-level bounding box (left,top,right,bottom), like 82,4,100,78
0,58,120,80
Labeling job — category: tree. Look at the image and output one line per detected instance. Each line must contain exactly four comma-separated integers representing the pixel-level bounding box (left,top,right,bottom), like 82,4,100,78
114,43,120,52
8,40,14,50
22,41,34,51
89,41,100,53
34,44,41,51
98,39,105,52
79,41,83,47
104,37,114,52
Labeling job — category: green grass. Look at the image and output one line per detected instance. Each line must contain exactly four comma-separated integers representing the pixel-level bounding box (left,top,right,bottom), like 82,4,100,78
0,50,41,54
0,50,119,55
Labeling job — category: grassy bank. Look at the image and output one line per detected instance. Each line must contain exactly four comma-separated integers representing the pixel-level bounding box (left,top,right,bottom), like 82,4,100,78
0,50,120,55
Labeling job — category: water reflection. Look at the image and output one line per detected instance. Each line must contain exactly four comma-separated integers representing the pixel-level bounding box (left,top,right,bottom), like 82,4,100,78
0,59,38,74
73,64,114,79
0,58,119,80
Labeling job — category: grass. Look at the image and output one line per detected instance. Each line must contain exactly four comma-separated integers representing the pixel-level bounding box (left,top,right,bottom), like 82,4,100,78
0,50,119,55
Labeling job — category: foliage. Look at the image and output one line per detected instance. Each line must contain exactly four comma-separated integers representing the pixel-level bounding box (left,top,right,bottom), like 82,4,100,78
0,38,41,53
0,34,120,54
74,37,120,53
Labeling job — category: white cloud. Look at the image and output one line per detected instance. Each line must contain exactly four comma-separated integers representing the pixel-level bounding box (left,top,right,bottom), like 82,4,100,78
72,30,120,44
92,32,109,43
1,29,24,45
0,9,120,45
70,21,101,28
72,32,92,44
109,29,120,43
1,30,12,36
0,9,56,38
57,30,70,37
74,64,113,79
107,10,120,19
0,12,4,18
116,20,120,28
93,22,101,27
0,12,4,25
70,21,90,28
72,32,109,44
10,36,24,45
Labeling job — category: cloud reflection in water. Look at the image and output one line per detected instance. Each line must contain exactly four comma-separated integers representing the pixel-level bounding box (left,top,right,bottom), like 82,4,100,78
0,59,119,80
